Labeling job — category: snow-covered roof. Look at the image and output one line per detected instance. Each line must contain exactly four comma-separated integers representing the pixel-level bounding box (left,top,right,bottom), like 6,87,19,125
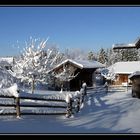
128,71,140,79
113,37,140,49
0,57,13,65
112,43,135,48
108,61,140,74
53,59,105,70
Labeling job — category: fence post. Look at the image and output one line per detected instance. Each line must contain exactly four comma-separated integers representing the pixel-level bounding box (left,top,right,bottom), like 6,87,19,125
126,82,128,92
76,97,80,113
15,97,20,118
80,88,85,105
66,98,72,118
104,82,108,94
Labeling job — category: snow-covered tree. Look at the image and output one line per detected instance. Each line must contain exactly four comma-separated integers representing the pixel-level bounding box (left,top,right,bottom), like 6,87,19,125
87,51,97,61
12,38,64,94
106,48,119,67
122,49,138,61
98,48,108,65
113,48,138,62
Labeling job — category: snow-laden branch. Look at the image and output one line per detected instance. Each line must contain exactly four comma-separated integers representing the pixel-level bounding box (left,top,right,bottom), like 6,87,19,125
55,64,79,82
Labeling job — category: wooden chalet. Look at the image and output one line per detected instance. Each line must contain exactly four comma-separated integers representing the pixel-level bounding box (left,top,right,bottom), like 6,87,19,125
52,59,105,91
107,61,140,85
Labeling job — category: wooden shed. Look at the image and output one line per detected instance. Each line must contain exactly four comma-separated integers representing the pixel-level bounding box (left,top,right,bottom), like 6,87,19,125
52,59,105,91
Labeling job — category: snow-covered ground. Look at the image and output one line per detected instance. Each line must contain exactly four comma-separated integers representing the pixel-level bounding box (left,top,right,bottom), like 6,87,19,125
0,86,140,134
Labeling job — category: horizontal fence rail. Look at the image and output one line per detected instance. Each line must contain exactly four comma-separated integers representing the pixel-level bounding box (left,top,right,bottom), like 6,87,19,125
0,87,87,118
20,96,65,102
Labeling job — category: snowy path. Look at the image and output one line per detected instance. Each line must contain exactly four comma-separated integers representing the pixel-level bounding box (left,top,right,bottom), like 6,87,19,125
0,87,140,134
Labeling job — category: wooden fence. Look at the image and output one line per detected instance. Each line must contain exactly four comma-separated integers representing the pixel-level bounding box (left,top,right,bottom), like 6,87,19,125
0,92,85,118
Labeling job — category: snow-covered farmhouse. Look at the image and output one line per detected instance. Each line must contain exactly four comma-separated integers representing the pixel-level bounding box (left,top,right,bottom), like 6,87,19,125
52,59,105,91
106,61,140,85
0,57,14,70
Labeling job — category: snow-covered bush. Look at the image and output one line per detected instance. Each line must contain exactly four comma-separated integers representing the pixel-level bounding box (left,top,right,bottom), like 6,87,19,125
101,68,116,81
8,83,19,97
0,67,15,88
0,83,19,97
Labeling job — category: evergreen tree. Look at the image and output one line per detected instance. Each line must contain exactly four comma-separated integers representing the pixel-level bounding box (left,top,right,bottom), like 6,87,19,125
137,49,140,60
87,51,97,61
98,48,108,65
117,49,138,61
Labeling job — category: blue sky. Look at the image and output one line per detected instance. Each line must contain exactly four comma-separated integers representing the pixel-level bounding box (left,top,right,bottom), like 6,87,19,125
0,7,140,56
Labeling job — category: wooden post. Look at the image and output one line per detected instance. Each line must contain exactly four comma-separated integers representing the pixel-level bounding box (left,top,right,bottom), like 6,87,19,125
126,82,128,92
76,97,80,113
15,97,20,118
84,85,87,96
104,82,108,94
66,98,72,118
80,88,85,104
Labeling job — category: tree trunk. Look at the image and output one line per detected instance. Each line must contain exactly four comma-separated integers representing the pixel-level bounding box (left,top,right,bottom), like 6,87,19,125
31,76,35,94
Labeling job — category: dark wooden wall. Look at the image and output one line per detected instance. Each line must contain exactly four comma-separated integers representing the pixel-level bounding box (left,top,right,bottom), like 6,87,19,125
70,68,96,91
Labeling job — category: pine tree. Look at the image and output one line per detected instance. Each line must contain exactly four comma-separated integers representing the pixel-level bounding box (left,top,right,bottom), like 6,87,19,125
87,51,97,61
115,49,138,62
137,49,140,60
98,48,108,65
107,48,121,66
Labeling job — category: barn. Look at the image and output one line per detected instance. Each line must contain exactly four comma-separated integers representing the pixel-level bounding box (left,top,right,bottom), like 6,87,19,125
52,59,105,91
107,61,140,85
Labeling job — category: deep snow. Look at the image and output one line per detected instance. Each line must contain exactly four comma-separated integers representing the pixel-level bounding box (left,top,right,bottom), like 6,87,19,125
0,86,140,134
